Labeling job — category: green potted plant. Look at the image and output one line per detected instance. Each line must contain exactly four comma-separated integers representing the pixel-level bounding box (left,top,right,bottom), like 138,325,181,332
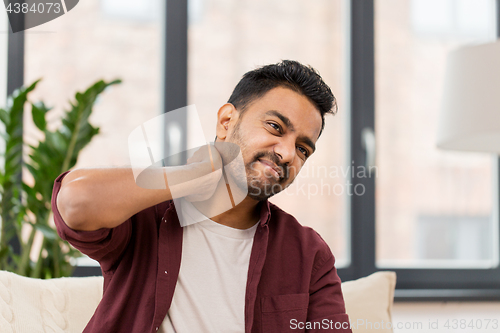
0,78,121,278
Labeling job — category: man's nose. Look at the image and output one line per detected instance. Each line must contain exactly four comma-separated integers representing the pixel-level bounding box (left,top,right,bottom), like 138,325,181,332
273,137,295,166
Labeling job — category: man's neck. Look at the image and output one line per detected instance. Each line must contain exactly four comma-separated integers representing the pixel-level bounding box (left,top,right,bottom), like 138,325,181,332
210,196,261,229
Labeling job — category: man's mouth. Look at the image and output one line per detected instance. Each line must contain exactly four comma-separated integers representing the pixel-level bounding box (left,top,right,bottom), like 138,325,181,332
258,159,283,180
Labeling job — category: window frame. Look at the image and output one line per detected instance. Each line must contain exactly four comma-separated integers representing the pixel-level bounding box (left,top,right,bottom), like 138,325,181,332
6,12,24,259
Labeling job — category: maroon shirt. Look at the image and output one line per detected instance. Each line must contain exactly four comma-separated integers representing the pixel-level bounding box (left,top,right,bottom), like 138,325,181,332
52,172,352,332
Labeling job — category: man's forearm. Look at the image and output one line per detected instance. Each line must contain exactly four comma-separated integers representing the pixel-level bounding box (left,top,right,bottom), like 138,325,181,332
56,162,214,231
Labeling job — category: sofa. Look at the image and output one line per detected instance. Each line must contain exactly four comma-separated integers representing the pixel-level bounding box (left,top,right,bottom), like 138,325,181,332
0,270,395,332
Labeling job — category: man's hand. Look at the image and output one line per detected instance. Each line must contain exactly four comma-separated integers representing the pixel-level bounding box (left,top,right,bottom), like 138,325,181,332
169,144,223,202
187,144,223,170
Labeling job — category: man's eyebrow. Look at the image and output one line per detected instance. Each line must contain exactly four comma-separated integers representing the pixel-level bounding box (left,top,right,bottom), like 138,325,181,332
265,110,295,131
265,110,316,153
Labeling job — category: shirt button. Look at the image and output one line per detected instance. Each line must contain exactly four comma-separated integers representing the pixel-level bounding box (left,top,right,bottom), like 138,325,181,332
165,271,168,274
156,327,159,331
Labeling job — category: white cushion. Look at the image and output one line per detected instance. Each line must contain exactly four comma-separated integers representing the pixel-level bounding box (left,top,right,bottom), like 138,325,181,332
0,270,103,333
341,271,397,333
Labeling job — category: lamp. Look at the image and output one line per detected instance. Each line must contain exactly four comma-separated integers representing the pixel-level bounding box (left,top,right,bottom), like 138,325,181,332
437,40,500,153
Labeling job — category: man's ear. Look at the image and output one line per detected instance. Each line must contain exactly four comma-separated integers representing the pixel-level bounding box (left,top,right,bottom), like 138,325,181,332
216,103,237,141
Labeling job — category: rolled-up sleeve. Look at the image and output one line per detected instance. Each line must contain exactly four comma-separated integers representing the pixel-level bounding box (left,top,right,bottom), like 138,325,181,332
51,171,132,273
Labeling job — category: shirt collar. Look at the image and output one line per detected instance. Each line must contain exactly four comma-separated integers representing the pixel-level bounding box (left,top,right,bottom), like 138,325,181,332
258,200,272,227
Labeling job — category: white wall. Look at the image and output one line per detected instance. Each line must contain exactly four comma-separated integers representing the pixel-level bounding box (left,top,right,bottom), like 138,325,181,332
0,6,8,163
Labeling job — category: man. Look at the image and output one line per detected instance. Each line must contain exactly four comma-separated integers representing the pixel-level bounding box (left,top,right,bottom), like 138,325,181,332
52,60,352,332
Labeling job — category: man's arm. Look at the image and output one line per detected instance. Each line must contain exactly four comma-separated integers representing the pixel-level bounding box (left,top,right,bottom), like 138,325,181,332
57,146,222,231
57,167,169,231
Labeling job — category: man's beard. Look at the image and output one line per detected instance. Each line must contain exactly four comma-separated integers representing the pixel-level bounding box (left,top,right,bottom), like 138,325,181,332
227,121,290,201
245,151,291,201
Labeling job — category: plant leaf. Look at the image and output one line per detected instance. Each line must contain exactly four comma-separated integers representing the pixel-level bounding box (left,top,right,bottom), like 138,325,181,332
30,222,58,240
31,101,51,131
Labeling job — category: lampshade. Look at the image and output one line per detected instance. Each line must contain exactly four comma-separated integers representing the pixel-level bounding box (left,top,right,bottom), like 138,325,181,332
437,39,500,153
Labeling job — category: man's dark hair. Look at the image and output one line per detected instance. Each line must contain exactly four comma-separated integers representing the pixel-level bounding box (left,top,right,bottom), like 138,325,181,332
227,60,337,136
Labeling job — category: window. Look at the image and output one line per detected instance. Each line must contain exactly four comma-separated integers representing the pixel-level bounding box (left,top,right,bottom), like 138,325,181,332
376,0,498,269
340,0,500,299
23,0,165,273
24,0,164,167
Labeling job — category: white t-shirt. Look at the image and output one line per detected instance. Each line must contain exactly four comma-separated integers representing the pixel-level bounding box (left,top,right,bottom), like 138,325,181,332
160,200,258,332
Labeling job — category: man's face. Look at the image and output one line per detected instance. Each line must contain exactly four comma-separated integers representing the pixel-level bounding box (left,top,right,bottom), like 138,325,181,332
224,87,322,201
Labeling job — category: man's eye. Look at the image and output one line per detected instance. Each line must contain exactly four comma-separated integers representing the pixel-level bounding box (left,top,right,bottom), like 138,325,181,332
297,146,308,157
268,122,281,132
